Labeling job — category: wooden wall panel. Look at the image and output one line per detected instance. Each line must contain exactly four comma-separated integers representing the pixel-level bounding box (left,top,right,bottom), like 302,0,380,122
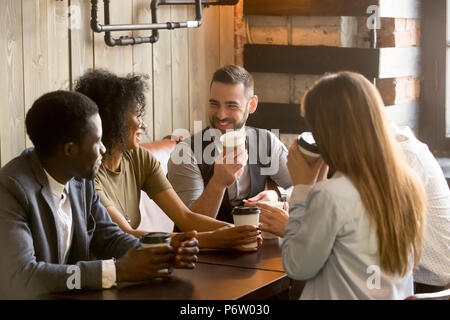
171,6,190,134
220,6,235,66
22,0,49,136
93,0,133,74
0,1,234,165
244,0,376,17
132,0,154,142
0,0,25,166
70,0,94,89
152,6,173,141
47,0,70,91
244,0,420,18
188,6,220,132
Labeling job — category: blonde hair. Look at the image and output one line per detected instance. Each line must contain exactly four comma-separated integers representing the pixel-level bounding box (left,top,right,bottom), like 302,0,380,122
302,71,426,276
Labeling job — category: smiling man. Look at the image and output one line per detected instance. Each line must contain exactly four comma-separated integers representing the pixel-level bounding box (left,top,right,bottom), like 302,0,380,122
0,91,198,299
168,65,292,224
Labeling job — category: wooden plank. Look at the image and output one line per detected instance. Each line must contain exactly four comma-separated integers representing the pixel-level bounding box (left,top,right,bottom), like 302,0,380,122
244,0,376,17
22,0,49,148
47,0,70,91
291,16,341,46
152,5,173,140
244,44,420,80
253,73,291,104
250,102,418,134
244,0,420,18
132,0,154,142
244,44,380,79
188,6,220,133
201,5,220,127
219,5,235,66
246,15,289,45
70,0,94,89
246,103,309,134
93,0,133,75
0,0,25,165
171,5,190,134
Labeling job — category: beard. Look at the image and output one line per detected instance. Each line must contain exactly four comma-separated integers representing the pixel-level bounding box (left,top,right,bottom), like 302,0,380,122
210,106,250,132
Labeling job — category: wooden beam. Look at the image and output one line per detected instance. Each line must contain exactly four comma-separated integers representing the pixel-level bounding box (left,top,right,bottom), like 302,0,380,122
244,0,376,17
244,44,420,79
247,102,418,134
244,0,420,18
247,103,309,134
244,44,379,79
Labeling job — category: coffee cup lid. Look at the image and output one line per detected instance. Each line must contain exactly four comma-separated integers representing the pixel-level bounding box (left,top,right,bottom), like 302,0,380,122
141,232,171,244
231,206,260,215
220,129,246,147
297,132,320,154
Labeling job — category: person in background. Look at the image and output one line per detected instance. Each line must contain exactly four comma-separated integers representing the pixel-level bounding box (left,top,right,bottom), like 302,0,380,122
0,91,198,299
75,69,260,251
167,65,293,225
282,71,426,299
389,121,450,293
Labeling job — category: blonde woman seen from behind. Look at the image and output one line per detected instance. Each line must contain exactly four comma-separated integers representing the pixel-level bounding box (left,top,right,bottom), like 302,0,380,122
282,71,426,299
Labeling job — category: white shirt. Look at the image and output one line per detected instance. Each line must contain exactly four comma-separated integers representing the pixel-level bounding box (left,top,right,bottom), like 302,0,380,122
391,122,450,286
44,171,116,288
283,174,414,300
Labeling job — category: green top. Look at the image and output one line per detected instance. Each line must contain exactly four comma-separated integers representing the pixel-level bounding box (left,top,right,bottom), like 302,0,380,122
95,147,172,229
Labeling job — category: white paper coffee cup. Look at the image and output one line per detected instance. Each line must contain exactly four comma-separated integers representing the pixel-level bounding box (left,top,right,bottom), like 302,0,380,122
297,132,320,164
140,232,171,274
231,206,259,248
258,201,284,239
220,129,246,148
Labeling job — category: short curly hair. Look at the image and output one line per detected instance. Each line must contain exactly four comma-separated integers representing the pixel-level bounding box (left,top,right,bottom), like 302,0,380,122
74,69,149,154
25,90,98,157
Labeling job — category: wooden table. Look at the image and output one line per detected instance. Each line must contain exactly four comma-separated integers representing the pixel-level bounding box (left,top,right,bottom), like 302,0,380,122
51,263,289,300
198,238,285,272
197,237,305,299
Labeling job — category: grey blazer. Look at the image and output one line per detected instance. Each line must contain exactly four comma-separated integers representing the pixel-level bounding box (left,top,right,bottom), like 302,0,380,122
0,149,140,299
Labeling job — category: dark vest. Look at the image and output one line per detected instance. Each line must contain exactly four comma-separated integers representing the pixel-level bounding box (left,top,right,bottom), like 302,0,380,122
177,127,272,228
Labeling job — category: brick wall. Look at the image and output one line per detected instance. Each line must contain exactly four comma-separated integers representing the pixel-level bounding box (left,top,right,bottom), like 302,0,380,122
235,5,421,145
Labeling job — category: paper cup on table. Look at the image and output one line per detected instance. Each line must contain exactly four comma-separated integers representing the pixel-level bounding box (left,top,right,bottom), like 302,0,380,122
259,201,284,239
231,206,260,248
140,232,171,275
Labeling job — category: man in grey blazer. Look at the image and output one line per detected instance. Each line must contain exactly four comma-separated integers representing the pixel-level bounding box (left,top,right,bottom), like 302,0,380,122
0,91,198,299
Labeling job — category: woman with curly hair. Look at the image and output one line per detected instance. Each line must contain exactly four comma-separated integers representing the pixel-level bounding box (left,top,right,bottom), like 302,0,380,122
75,69,260,251
282,71,426,299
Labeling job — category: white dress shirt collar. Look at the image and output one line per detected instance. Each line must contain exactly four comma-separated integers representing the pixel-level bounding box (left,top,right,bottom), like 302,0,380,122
43,169,69,199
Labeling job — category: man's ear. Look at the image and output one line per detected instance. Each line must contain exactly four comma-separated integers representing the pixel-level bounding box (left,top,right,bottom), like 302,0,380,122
63,142,79,157
249,95,258,114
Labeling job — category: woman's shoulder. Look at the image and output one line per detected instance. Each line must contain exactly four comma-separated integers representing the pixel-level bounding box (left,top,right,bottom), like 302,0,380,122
125,146,157,164
313,172,360,202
